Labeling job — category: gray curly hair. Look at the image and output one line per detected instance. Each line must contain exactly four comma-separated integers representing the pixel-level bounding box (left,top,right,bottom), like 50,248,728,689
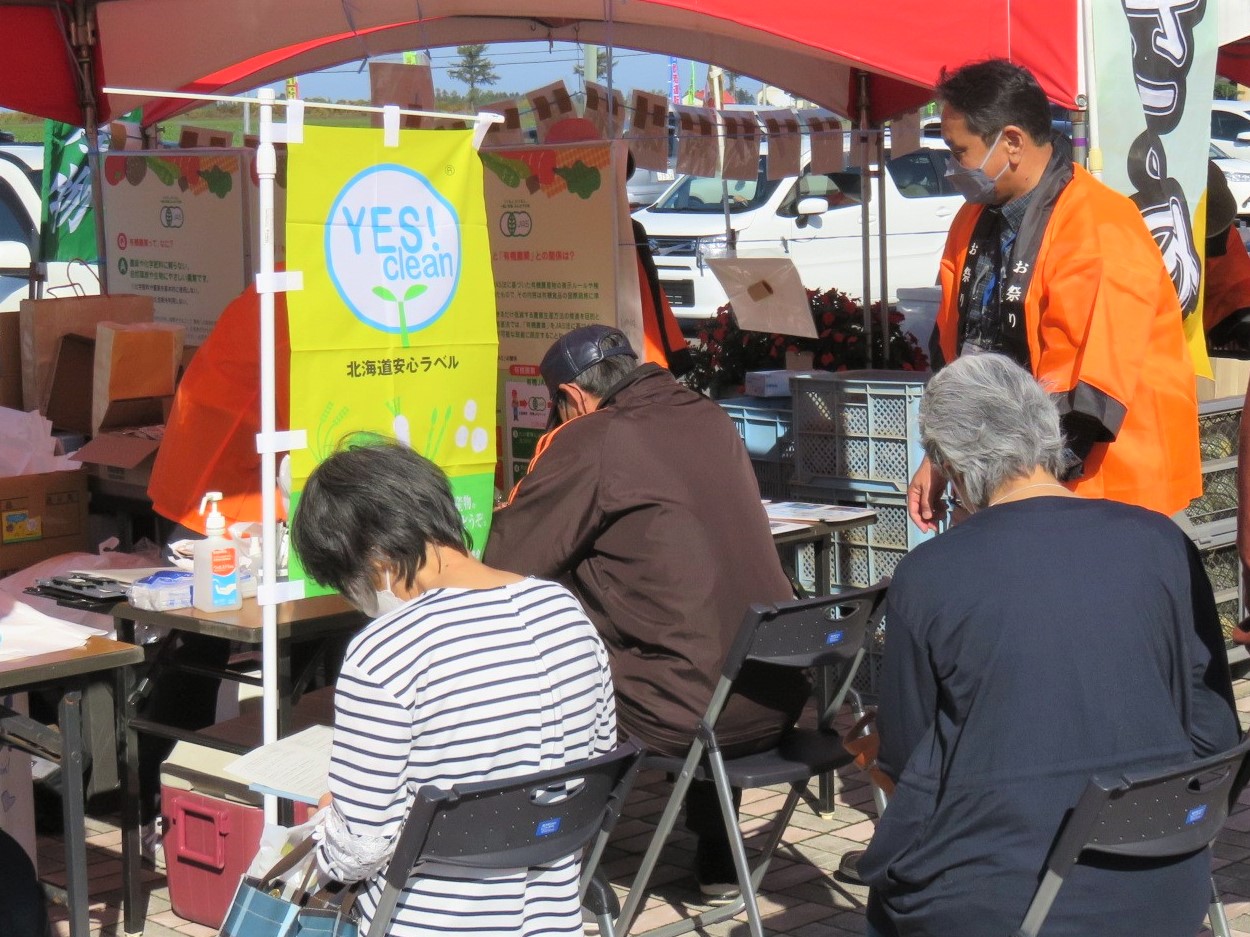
919,353,1065,508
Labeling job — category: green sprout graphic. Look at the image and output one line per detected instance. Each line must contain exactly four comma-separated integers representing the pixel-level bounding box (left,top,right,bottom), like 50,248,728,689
372,283,428,347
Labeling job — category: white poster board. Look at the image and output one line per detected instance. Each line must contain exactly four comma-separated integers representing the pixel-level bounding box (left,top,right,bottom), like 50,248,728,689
100,149,253,345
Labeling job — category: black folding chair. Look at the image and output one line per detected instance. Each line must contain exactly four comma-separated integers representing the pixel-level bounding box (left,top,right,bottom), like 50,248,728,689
366,740,644,937
611,584,888,937
1014,732,1250,937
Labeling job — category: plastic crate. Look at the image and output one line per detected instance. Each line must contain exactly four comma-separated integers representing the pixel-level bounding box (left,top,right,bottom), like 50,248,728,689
1184,457,1239,531
789,484,935,589
851,617,887,704
718,396,793,462
1216,592,1243,647
752,457,794,500
791,371,929,492
1199,396,1241,462
1199,533,1240,592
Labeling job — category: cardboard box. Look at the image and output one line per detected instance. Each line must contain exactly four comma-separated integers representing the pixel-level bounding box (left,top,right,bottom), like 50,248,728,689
744,368,822,398
0,309,20,410
71,430,162,488
19,294,153,413
0,467,89,575
92,322,183,436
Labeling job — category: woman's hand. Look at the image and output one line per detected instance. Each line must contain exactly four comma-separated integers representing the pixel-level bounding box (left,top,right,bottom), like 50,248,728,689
318,791,333,810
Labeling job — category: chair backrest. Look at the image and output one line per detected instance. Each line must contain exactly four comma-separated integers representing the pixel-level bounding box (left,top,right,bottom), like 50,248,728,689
1047,733,1250,871
381,740,643,889
1015,733,1250,937
720,583,889,682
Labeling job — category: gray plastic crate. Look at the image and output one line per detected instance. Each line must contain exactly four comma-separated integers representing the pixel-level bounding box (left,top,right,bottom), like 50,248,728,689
791,371,929,493
718,396,793,462
1186,457,1238,530
1199,396,1241,462
752,457,794,500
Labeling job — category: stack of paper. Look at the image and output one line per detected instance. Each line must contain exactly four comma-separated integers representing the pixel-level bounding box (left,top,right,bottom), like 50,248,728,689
226,724,335,805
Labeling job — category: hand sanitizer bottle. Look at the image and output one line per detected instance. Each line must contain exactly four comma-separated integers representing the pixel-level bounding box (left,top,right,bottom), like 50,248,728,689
193,492,242,612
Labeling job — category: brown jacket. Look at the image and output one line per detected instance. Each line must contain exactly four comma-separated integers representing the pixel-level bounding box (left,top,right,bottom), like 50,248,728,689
485,364,807,755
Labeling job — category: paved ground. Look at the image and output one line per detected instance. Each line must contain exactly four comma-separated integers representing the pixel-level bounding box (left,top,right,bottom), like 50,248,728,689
34,677,1250,937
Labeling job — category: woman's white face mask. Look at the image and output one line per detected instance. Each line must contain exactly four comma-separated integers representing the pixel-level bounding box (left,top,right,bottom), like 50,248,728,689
359,570,408,618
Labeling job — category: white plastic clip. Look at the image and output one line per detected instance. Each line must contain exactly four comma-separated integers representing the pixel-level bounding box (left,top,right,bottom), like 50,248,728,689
255,429,307,455
383,105,401,147
258,580,306,607
254,270,304,295
472,112,503,151
282,99,305,144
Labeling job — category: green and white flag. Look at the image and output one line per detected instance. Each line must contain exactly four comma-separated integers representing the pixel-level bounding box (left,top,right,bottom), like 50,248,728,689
39,120,97,263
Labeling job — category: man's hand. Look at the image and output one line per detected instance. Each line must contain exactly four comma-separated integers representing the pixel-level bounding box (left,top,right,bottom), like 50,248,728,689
907,456,948,533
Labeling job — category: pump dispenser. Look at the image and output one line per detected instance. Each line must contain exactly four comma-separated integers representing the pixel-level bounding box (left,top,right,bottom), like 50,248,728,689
193,491,242,612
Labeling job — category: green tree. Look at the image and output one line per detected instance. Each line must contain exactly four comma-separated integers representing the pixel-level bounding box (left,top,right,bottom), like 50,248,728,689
449,44,499,110
1216,76,1240,100
723,70,743,102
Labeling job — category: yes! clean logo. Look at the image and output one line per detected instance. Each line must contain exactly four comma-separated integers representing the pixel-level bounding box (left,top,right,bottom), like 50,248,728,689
325,165,461,345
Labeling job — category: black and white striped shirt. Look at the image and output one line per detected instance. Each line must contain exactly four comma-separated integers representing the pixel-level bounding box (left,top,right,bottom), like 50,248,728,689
315,577,616,936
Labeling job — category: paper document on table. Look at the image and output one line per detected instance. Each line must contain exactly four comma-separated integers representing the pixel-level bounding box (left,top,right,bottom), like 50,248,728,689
764,501,877,524
0,599,107,662
226,724,335,805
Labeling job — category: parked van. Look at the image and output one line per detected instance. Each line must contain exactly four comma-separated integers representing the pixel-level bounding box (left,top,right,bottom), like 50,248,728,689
635,144,962,324
0,144,99,312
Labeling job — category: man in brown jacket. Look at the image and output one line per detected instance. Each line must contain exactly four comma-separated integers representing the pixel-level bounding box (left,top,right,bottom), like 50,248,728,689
485,324,807,898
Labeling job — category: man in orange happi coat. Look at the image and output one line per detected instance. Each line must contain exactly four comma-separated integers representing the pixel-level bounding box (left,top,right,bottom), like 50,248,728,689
908,59,1200,529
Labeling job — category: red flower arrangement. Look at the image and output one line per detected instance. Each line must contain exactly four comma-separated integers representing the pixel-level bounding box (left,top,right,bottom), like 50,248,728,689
685,288,930,396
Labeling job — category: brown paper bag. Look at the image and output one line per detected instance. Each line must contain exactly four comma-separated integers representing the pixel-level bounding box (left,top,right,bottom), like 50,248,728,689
92,321,184,434
19,294,154,413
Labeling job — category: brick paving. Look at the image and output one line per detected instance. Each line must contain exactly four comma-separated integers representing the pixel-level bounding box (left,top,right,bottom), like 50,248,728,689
32,675,1250,936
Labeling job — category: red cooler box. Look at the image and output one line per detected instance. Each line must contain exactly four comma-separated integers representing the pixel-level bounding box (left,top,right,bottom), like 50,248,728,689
160,688,334,928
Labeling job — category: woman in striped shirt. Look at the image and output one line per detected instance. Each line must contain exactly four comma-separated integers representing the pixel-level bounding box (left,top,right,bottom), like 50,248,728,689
292,442,617,937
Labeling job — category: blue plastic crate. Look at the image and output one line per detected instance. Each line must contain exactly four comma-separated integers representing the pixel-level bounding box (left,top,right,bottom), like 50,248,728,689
751,457,793,500
791,371,928,492
718,396,793,462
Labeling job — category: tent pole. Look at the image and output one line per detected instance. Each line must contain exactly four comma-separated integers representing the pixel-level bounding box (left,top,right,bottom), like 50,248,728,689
875,129,890,368
256,86,280,825
1079,0,1102,178
71,0,109,291
855,71,874,363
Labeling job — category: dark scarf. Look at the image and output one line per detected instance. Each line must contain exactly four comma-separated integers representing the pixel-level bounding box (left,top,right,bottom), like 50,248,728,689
954,133,1075,366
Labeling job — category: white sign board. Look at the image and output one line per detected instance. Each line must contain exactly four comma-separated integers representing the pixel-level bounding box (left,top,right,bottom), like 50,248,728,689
101,149,252,345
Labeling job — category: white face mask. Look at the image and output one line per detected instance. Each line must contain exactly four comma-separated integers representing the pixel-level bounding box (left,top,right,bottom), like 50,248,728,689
361,571,408,618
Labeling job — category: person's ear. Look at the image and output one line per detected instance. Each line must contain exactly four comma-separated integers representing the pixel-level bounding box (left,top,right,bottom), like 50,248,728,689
558,382,595,418
1001,125,1028,160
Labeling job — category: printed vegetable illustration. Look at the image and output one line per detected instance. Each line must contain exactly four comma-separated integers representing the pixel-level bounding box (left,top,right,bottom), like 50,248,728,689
315,402,350,460
386,398,410,448
372,283,427,347
554,160,601,199
480,151,533,188
145,156,178,186
201,166,233,198
425,405,453,459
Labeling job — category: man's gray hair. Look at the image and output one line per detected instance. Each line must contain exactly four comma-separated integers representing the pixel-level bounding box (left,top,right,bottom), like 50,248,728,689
920,353,1065,508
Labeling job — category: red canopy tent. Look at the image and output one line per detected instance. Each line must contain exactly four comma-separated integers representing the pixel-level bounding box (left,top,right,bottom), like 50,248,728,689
1,0,1079,130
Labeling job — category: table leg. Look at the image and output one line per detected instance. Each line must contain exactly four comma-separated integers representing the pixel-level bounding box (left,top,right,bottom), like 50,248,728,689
117,663,144,936
277,641,294,826
58,690,89,937
814,530,836,816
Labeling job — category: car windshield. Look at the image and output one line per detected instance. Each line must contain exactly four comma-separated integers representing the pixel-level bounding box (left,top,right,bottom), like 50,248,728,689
649,157,783,213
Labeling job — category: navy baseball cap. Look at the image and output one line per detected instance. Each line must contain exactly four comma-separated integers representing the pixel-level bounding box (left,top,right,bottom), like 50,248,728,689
540,325,637,429
540,325,637,399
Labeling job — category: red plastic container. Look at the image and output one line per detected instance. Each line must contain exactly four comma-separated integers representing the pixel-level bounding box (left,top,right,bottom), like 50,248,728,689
160,689,332,928
162,784,268,929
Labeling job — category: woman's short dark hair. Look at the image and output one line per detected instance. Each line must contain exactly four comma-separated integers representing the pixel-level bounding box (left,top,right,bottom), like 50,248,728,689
936,59,1052,146
291,439,469,608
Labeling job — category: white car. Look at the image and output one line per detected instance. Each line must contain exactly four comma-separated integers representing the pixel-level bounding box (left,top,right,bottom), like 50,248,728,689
635,145,961,323
1211,141,1250,222
1212,100,1250,159
0,144,99,312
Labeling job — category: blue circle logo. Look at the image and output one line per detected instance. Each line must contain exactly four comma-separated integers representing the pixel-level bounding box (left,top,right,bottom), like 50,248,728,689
324,164,461,344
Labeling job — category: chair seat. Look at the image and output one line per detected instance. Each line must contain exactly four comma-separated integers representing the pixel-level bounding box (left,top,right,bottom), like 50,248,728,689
644,729,854,789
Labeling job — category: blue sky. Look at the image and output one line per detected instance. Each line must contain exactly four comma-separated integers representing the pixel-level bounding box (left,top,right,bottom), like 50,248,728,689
278,42,762,104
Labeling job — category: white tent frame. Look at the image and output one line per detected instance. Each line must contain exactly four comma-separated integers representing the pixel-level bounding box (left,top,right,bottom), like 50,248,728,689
104,84,500,821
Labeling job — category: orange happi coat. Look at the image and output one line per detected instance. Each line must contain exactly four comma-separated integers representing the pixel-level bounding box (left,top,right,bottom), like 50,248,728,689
936,164,1201,516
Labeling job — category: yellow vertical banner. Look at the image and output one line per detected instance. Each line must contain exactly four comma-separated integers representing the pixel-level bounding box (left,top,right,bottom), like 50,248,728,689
286,127,498,591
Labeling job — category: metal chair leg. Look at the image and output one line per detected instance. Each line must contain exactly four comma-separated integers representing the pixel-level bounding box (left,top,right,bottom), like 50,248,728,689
1209,875,1231,937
